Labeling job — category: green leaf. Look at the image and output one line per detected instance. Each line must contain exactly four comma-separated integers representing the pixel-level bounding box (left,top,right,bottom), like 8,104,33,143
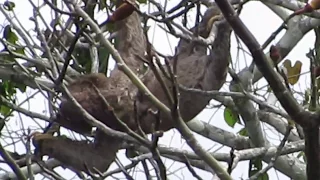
303,89,310,106
297,151,306,162
0,105,11,116
73,46,91,73
248,158,269,180
259,173,269,180
3,25,18,44
98,46,110,73
3,1,15,11
0,80,19,103
14,47,25,55
141,63,149,74
238,128,248,137
0,51,15,62
137,0,147,4
249,159,262,175
254,159,263,170
249,171,269,180
106,23,115,32
14,83,26,93
267,86,272,92
223,107,239,128
143,26,151,34
60,135,69,139
0,117,5,136
98,0,107,10
4,81,16,96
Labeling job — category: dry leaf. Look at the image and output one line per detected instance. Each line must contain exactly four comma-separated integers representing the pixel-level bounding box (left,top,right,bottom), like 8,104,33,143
282,60,302,85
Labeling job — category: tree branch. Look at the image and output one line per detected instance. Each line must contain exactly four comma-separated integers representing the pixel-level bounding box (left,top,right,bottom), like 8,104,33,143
215,0,319,179
216,0,311,127
0,143,27,180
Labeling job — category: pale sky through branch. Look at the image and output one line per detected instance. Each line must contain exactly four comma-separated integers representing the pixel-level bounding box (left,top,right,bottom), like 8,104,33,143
0,0,315,179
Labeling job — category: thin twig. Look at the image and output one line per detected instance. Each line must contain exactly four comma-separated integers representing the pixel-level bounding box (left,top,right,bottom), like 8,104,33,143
227,148,235,174
55,26,85,85
114,157,134,180
249,125,293,180
141,160,152,180
0,143,27,180
184,155,204,180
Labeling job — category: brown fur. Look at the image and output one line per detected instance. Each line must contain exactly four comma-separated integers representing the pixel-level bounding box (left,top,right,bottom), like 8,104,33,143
35,4,232,174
